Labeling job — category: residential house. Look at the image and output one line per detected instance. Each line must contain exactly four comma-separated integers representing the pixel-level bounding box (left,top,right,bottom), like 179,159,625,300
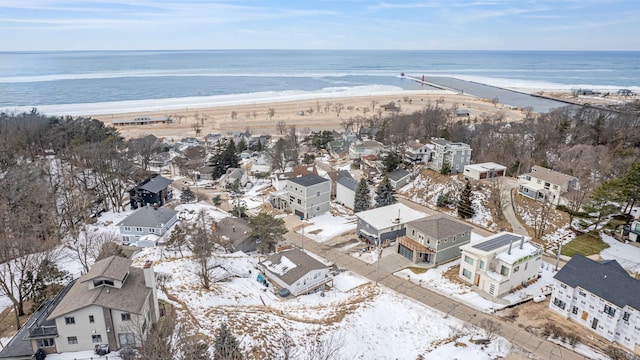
358,126,379,140
404,141,433,164
335,176,359,209
250,154,272,175
427,138,472,174
271,165,319,191
626,220,640,242
387,168,411,190
258,249,332,296
148,152,171,169
0,257,159,356
325,169,353,198
397,215,472,265
356,203,426,244
219,168,249,189
549,254,640,354
458,232,542,298
327,140,351,159
214,217,255,253
116,205,178,245
342,129,358,143
128,175,173,209
517,165,579,206
463,162,507,181
348,140,384,160
270,174,330,219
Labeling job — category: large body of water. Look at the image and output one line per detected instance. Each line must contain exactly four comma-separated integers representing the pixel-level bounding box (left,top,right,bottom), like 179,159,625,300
1,50,639,116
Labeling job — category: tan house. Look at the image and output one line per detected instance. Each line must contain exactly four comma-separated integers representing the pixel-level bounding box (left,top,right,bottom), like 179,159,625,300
517,165,579,206
397,215,472,265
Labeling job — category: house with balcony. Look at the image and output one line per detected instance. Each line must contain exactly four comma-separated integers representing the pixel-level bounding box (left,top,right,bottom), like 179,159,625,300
128,175,173,209
463,162,507,181
0,257,159,358
427,138,472,174
348,140,384,160
517,165,579,206
458,232,542,298
549,254,640,355
404,141,433,164
258,249,332,296
116,205,178,245
397,215,472,265
356,203,426,244
270,174,330,219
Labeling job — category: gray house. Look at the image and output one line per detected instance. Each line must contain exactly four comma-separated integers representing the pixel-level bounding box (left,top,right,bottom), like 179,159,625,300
428,138,472,174
335,176,359,209
388,168,411,190
116,206,178,245
219,168,249,189
356,203,426,244
276,174,331,219
397,215,472,264
214,217,256,253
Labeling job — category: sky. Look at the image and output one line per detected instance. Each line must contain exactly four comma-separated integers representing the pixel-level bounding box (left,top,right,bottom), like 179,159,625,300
0,0,638,51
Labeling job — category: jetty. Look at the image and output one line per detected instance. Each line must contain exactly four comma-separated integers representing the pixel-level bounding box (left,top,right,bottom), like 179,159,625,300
112,116,173,126
401,74,460,93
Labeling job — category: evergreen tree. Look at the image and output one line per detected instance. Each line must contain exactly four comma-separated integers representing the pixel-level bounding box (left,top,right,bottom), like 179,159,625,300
582,181,621,230
440,161,452,175
210,139,239,179
353,178,371,213
374,176,397,208
180,188,195,203
236,138,247,153
248,212,288,254
214,322,242,360
457,180,475,219
383,152,402,173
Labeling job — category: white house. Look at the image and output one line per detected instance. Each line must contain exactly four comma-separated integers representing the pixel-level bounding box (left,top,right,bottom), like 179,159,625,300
219,168,249,189
258,249,332,296
517,165,579,206
463,162,507,181
4,257,159,356
549,254,640,355
116,206,178,245
458,232,542,298
356,203,426,244
404,141,433,164
348,140,384,159
249,154,272,175
428,138,472,174
335,176,359,210
627,220,640,242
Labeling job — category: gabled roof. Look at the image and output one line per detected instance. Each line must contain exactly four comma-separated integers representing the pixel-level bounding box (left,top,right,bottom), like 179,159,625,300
554,254,640,310
260,249,329,286
388,168,411,182
289,174,329,187
356,203,426,230
116,206,178,228
48,256,152,319
336,176,358,191
528,165,577,185
81,256,132,283
138,175,173,193
407,214,472,239
215,217,251,245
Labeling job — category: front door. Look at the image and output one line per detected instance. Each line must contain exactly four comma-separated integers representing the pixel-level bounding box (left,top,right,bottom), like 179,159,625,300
591,318,598,330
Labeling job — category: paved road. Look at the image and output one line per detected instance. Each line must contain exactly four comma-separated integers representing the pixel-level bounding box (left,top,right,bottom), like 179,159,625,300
283,223,587,359
499,177,529,236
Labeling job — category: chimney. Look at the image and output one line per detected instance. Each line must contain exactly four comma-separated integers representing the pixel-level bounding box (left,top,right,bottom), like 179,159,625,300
142,260,160,322
153,203,158,210
520,236,524,249
508,236,513,255
232,225,236,233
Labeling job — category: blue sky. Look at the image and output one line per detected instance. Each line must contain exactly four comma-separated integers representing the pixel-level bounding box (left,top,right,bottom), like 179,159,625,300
1,0,638,51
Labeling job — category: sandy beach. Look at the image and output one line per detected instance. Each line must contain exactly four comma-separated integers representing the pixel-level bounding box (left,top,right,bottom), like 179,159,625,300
95,90,528,139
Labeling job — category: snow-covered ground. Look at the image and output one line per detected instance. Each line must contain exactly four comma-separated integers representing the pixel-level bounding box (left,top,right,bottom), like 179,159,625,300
297,212,357,243
600,233,640,274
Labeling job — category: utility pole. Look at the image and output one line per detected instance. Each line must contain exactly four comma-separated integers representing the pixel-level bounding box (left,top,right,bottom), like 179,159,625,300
375,239,381,285
555,240,564,271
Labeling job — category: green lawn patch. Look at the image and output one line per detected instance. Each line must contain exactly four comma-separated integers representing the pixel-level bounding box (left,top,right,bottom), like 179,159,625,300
308,229,322,235
561,233,610,257
407,267,428,274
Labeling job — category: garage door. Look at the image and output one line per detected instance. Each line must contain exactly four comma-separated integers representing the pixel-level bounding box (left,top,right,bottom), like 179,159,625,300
398,244,413,261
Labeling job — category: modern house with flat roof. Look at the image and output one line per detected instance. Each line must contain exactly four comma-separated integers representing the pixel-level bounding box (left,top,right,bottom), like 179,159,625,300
397,215,472,265
258,249,332,296
463,162,507,181
549,255,640,354
428,138,472,174
356,203,426,244
270,174,330,219
458,232,542,298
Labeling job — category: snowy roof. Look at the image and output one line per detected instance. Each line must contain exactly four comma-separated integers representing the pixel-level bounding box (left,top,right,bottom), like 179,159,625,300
470,232,526,252
388,168,411,182
116,206,178,228
407,215,472,240
260,249,330,286
464,162,506,172
495,242,541,265
138,175,173,193
554,254,640,311
356,203,426,230
527,165,576,185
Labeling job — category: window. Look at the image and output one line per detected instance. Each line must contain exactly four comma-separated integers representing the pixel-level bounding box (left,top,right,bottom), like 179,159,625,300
553,298,566,310
464,256,474,265
67,336,78,344
93,279,115,287
537,179,542,184
604,304,616,317
513,266,520,273
462,269,471,279
572,306,579,315
560,283,567,289
92,335,102,343
119,332,136,346
297,199,301,204
500,266,509,276
479,260,485,270
623,312,631,321
525,176,531,181
65,316,75,325
121,313,131,321
136,227,142,232
37,338,55,347
124,226,131,231
579,291,586,297
89,315,95,323
316,191,320,197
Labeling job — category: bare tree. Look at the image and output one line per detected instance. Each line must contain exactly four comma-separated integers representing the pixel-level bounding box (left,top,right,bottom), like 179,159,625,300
192,122,203,137
188,210,217,289
488,179,504,222
65,229,120,274
324,101,332,114
139,310,176,360
533,197,554,240
334,103,344,117
478,318,501,341
370,99,378,112
267,107,276,121
362,106,370,117
491,97,500,107
276,120,287,135
231,111,238,121
302,329,345,360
